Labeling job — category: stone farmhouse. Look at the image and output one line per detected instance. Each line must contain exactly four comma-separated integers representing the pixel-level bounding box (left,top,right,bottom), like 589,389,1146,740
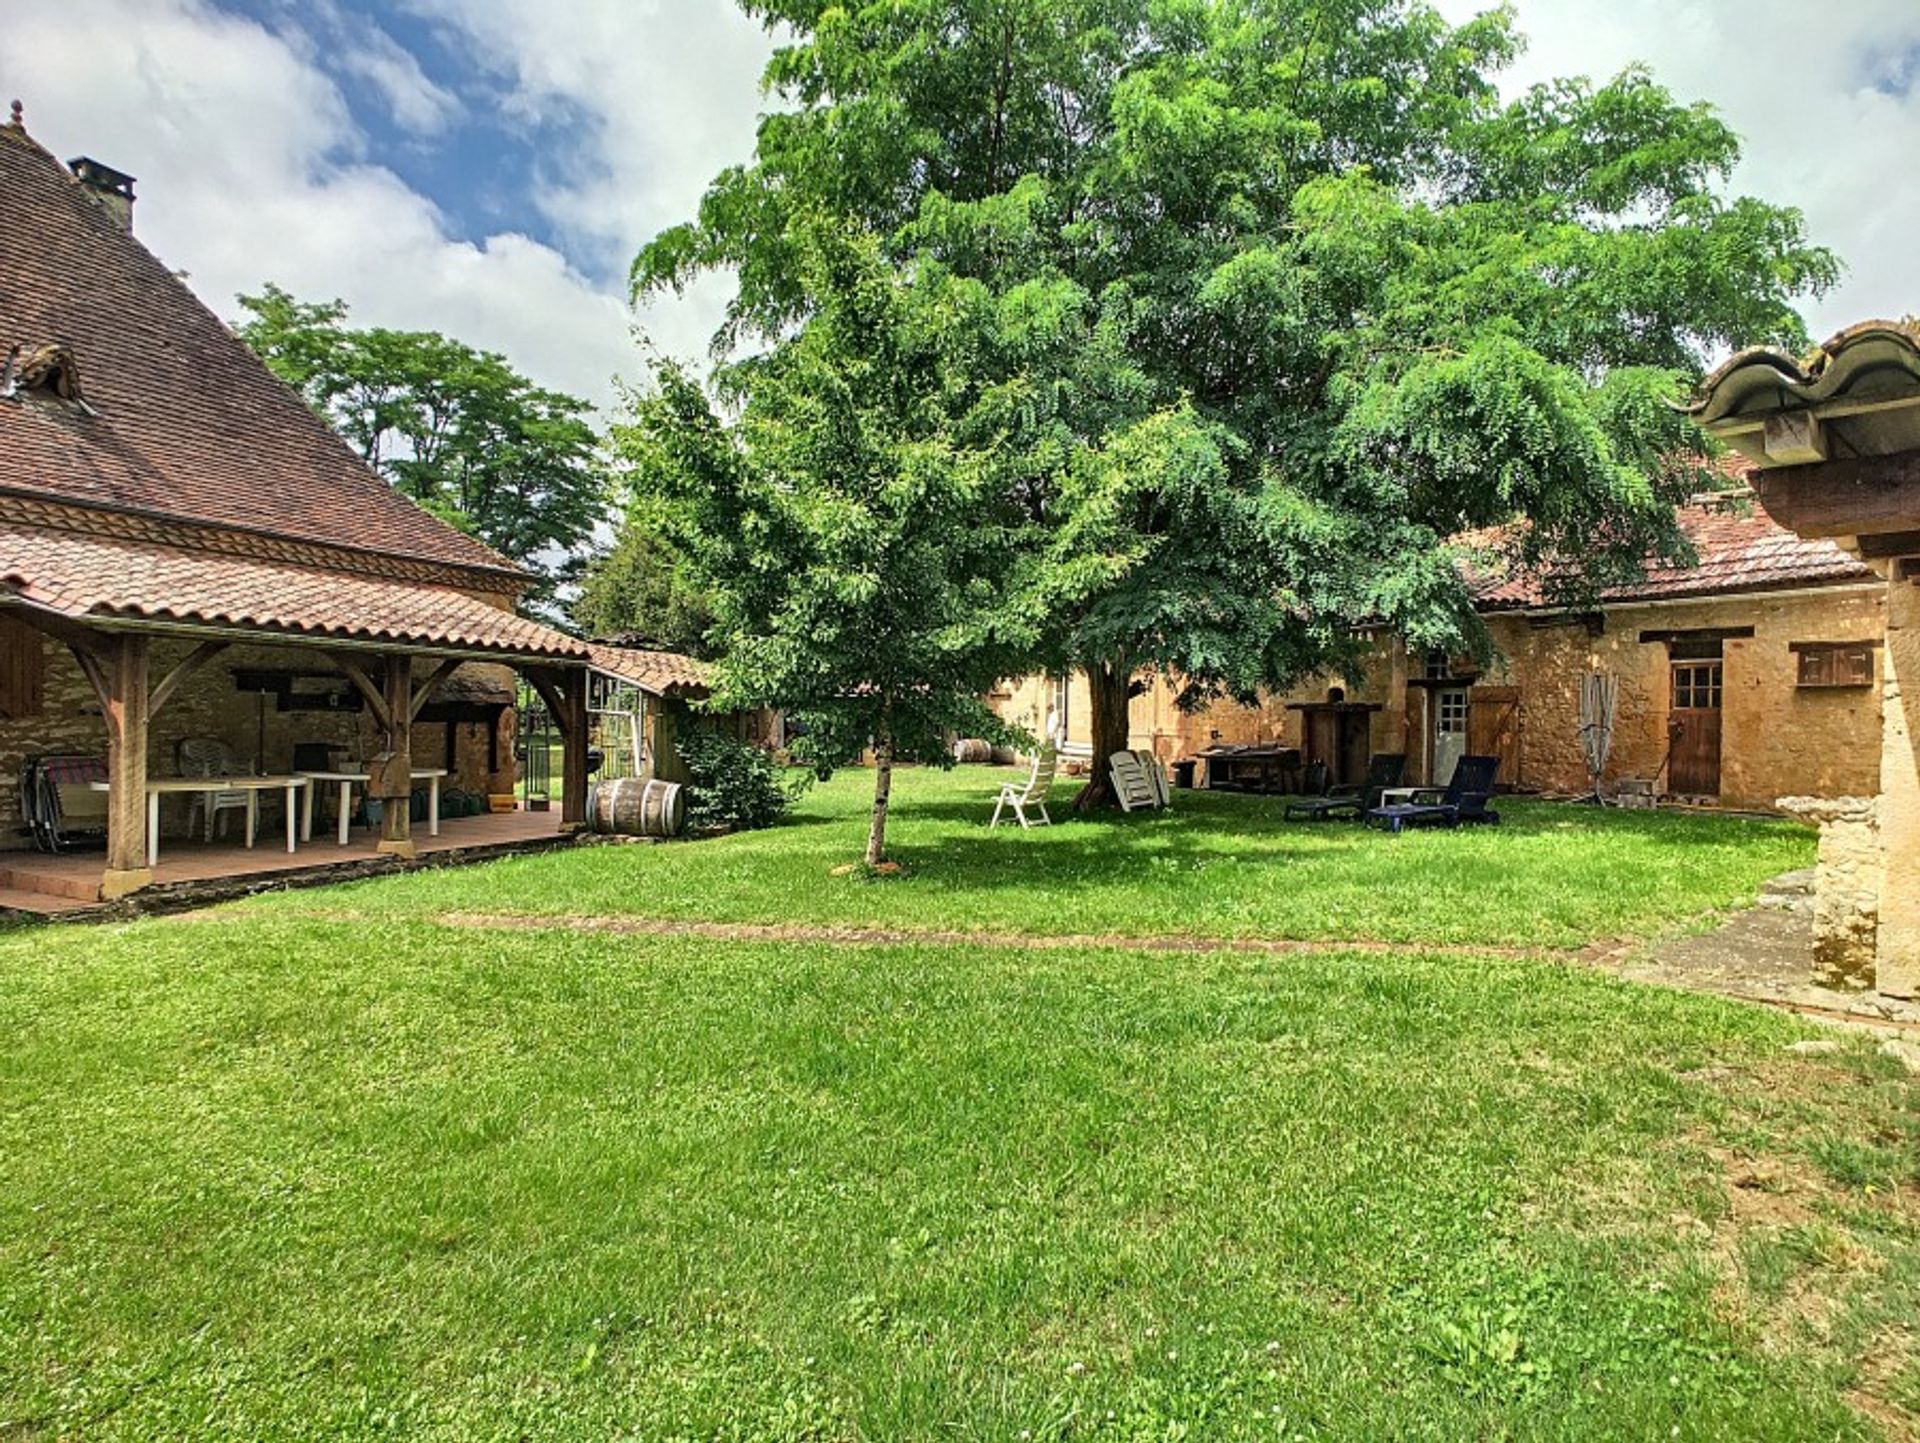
993,489,1887,814
0,105,602,907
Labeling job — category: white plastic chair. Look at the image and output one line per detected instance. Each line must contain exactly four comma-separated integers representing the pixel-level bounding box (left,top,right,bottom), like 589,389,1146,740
991,747,1057,829
178,738,249,841
1110,751,1162,812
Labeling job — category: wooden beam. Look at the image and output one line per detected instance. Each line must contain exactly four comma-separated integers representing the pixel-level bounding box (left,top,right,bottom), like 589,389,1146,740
560,665,590,829
374,653,415,858
322,650,394,732
521,667,574,735
99,634,152,900
151,640,228,716
7,605,114,666
409,656,463,722
1856,529,1920,562
1754,451,1920,539
1638,626,1756,645
67,641,110,713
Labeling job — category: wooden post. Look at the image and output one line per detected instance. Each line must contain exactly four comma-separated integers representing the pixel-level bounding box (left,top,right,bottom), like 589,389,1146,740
561,665,590,828
374,654,416,858
100,633,152,900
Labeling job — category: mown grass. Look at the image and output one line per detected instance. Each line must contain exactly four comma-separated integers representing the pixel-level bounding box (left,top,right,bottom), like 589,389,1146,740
1,917,1916,1440
242,766,1815,949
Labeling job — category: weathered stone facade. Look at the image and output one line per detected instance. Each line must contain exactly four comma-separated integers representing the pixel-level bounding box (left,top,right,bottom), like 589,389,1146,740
0,632,516,851
992,581,1886,811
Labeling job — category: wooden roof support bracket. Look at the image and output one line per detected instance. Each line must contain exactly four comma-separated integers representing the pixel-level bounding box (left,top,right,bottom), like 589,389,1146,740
409,656,463,722
322,649,394,732
151,639,228,716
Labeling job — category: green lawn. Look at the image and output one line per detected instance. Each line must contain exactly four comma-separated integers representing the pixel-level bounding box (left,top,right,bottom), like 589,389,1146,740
244,766,1815,948
4,770,1916,1440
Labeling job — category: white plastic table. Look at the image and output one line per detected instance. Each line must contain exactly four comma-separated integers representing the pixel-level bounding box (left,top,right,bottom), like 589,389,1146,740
94,775,309,866
296,769,449,845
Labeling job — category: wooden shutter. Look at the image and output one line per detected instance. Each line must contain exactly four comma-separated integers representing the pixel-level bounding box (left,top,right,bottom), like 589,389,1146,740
1466,686,1521,789
0,616,45,719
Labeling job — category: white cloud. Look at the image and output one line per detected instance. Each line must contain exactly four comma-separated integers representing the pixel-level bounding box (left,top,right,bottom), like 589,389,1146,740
398,0,775,279
1434,0,1920,342
0,0,695,412
9,0,1915,428
334,24,463,136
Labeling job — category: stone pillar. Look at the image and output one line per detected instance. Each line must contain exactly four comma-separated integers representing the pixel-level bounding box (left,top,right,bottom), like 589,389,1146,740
1778,795,1881,991
1880,576,1920,998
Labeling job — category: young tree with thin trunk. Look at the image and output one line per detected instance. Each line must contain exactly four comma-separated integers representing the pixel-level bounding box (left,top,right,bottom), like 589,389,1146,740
618,226,1023,864
637,0,1838,808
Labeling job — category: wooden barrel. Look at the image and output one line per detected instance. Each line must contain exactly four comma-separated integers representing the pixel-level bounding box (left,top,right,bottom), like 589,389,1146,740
952,738,992,763
587,777,685,837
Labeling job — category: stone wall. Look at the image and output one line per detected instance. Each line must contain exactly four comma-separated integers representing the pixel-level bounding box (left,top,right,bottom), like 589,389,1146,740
0,632,517,850
986,582,1886,810
1778,795,1881,990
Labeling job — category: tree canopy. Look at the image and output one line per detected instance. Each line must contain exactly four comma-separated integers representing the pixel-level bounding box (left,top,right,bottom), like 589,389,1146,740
620,225,1028,862
635,0,1838,806
236,285,606,602
571,520,718,656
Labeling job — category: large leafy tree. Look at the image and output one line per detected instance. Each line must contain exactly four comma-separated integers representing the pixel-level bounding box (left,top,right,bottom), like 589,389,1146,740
637,0,1837,807
236,286,606,600
572,520,718,656
620,226,1026,863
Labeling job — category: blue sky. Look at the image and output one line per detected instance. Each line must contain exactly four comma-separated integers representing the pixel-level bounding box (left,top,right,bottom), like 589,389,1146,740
7,0,1920,413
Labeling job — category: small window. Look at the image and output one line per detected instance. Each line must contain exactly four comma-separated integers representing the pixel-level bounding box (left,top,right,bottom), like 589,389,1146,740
1672,662,1723,711
0,616,46,719
1796,643,1875,690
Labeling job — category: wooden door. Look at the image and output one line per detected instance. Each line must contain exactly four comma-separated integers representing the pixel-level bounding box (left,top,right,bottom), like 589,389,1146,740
1338,712,1371,788
1669,661,1723,796
1467,687,1520,790
1306,710,1339,775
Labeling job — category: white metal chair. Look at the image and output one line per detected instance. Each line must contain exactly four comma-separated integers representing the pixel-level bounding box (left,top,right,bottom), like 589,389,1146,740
991,747,1057,829
177,738,249,841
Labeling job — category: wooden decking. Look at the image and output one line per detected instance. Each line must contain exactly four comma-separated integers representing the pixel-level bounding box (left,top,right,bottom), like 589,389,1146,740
0,808,573,917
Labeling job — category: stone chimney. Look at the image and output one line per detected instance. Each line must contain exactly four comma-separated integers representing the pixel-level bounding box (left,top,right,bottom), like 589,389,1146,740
67,156,137,231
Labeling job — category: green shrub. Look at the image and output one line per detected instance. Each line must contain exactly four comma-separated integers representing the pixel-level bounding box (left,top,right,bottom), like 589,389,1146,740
677,730,806,831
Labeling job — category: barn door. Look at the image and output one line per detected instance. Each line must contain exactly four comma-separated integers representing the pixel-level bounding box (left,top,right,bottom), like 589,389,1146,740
1467,687,1521,790
1339,712,1371,788
1668,660,1723,797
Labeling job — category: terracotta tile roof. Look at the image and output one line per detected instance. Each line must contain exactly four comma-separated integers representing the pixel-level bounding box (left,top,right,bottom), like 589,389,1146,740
0,523,588,660
1472,496,1874,611
0,117,522,585
585,643,712,699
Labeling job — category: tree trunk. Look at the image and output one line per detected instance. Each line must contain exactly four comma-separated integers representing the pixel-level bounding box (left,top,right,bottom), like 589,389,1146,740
866,712,894,866
1073,660,1135,813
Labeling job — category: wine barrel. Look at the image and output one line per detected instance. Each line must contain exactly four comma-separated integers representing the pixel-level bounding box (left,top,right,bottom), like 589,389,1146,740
952,738,993,763
587,777,686,837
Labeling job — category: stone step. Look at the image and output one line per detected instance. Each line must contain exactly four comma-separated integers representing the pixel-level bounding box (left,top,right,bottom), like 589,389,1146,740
1756,868,1816,915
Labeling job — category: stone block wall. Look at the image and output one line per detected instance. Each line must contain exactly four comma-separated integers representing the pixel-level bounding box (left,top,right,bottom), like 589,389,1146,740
1778,795,1881,990
985,583,1885,811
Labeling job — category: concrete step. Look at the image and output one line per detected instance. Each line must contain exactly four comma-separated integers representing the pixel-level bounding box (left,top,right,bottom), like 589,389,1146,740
0,862,102,903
